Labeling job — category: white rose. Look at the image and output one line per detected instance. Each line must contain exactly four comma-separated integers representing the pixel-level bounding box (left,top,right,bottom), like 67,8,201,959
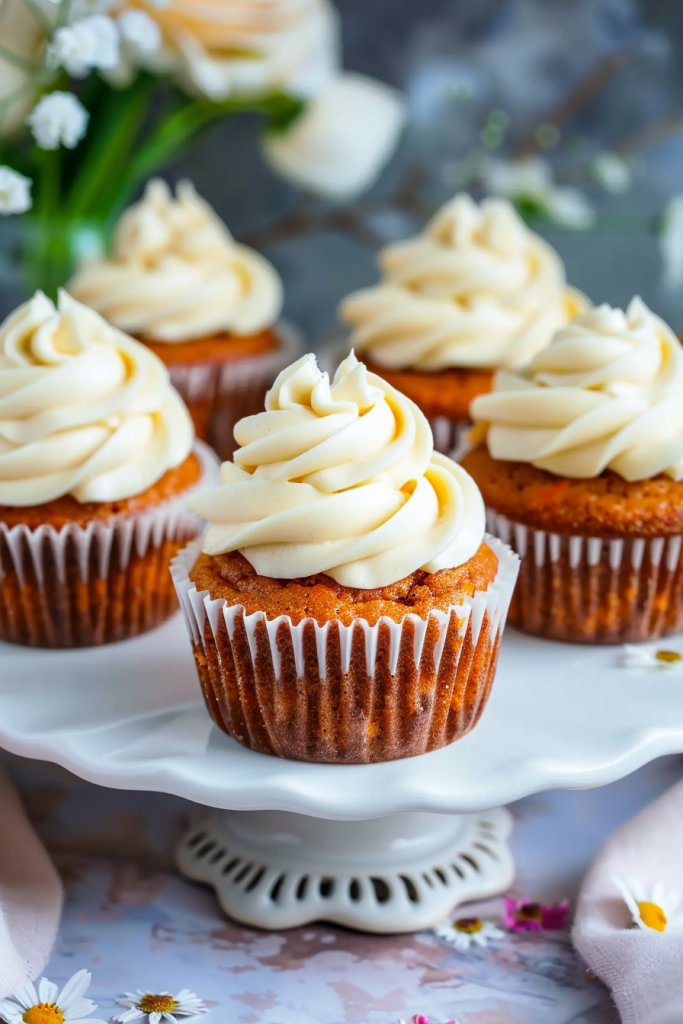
262,73,405,200
127,0,339,99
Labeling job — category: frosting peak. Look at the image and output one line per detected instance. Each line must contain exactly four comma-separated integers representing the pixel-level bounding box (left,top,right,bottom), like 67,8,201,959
188,351,486,588
0,290,194,506
69,179,283,342
340,193,587,371
471,297,683,481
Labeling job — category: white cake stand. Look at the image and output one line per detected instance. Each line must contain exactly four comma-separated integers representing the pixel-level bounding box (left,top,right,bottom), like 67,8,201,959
2,617,683,933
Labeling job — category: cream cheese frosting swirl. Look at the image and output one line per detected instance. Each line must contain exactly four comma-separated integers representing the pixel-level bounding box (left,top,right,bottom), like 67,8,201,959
470,297,683,481
0,290,194,506
69,179,283,342
188,351,486,587
340,193,587,371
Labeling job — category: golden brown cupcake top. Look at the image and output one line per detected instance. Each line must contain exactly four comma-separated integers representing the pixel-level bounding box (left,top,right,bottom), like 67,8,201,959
190,543,499,626
0,452,201,529
461,444,683,537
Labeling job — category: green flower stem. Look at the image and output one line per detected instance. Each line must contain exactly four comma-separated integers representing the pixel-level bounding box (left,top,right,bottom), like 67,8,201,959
66,74,155,221
24,147,67,299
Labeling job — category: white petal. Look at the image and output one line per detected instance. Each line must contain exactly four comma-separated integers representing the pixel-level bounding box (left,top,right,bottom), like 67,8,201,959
150,1014,162,1024
64,998,99,1019
545,187,595,230
12,983,39,1010
0,1005,22,1024
39,979,59,1004
592,152,631,194
118,10,161,53
262,73,405,200
172,991,202,1006
619,646,651,667
58,970,92,1010
112,1011,144,1024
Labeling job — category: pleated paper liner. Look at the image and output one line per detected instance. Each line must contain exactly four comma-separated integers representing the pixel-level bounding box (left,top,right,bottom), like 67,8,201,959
171,536,519,764
487,509,683,644
429,415,472,458
168,322,301,462
0,442,219,649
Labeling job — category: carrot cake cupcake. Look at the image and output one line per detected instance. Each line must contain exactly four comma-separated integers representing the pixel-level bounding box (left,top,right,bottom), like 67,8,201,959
340,193,588,454
0,289,216,648
69,178,298,459
463,297,683,644
172,350,519,764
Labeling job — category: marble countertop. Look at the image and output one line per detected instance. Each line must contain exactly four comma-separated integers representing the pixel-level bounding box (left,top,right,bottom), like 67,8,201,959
5,750,681,1023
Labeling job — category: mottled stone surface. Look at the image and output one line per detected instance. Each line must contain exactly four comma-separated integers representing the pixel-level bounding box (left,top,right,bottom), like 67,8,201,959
4,750,682,1023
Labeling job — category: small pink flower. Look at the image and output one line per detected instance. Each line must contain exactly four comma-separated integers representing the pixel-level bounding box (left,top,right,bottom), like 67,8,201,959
503,897,570,932
411,1017,459,1024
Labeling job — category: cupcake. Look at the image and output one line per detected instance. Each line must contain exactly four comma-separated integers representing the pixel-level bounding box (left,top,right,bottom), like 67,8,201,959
0,289,216,648
69,178,298,460
340,193,588,454
463,297,683,644
172,350,519,764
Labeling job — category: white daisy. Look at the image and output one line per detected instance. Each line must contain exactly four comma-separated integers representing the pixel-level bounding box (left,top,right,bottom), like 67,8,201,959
614,875,683,933
114,989,207,1024
432,915,505,952
0,969,106,1024
620,645,683,671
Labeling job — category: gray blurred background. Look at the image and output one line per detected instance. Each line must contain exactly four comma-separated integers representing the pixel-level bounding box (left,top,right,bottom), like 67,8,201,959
5,0,683,343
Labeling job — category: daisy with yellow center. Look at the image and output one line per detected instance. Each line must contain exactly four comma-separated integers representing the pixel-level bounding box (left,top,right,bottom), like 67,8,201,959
114,988,207,1024
614,876,683,933
620,646,683,671
0,971,105,1024
433,915,504,951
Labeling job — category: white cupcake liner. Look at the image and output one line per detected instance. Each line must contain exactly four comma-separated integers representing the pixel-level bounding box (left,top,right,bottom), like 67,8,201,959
427,415,474,460
486,509,683,643
170,536,519,763
0,441,219,648
487,510,683,571
0,441,218,588
172,534,518,679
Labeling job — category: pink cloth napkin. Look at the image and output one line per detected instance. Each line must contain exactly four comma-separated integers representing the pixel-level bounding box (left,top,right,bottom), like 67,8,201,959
0,768,63,997
572,778,683,1024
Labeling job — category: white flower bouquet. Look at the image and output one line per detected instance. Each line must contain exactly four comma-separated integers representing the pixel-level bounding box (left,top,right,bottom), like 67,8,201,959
0,0,404,296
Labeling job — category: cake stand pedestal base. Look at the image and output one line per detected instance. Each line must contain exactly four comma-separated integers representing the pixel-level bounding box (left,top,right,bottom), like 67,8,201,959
175,806,514,933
